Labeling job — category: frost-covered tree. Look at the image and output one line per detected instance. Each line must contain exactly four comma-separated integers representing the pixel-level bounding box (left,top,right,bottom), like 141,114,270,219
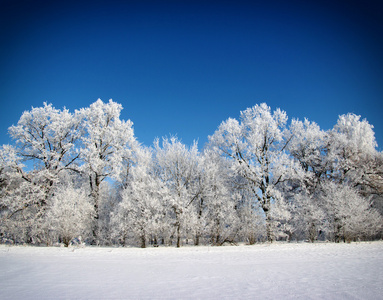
198,150,240,245
79,99,138,242
366,152,383,216
288,191,327,242
268,194,293,241
8,103,82,206
153,137,200,247
327,113,382,192
0,170,46,244
0,145,22,198
1,104,82,244
234,189,266,244
286,119,329,241
320,182,383,242
9,103,82,176
282,113,383,242
46,184,94,246
289,113,382,197
209,103,303,241
111,147,170,248
289,118,327,191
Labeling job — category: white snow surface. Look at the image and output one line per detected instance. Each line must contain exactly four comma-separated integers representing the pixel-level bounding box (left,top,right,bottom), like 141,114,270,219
1,242,382,300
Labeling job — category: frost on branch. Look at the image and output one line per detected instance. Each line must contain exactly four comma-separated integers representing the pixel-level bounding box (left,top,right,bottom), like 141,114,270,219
9,103,82,173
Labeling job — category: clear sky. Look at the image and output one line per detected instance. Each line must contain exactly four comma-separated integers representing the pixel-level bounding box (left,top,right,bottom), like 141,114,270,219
1,0,382,149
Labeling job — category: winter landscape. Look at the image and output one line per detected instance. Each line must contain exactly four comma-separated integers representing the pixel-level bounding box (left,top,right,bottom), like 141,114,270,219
1,100,382,299
1,1,382,299
1,242,382,299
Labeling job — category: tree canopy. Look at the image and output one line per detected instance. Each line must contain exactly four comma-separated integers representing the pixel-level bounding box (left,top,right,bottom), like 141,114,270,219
1,100,382,247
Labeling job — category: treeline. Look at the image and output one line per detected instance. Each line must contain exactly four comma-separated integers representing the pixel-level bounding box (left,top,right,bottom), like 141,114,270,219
0,100,382,247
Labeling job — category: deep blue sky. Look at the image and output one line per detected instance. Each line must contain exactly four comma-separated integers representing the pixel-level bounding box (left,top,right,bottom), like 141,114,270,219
1,0,382,149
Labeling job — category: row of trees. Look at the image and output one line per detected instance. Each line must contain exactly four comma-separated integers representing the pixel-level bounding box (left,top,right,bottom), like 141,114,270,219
0,100,382,247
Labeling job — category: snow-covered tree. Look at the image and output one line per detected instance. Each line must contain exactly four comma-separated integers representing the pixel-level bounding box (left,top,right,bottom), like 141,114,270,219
9,103,82,175
288,191,327,242
7,103,82,206
320,182,383,242
111,146,170,247
198,150,240,245
0,172,46,244
0,145,22,199
209,103,303,241
327,113,378,185
2,104,82,244
285,119,329,241
289,118,327,191
267,193,293,241
46,184,94,246
79,99,138,243
234,189,266,244
153,136,200,247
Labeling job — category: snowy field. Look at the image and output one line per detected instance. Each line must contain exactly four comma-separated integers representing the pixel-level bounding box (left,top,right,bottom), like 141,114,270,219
1,242,382,300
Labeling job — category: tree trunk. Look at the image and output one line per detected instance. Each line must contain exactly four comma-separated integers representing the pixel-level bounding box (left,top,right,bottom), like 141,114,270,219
140,234,146,248
90,174,101,245
194,198,203,246
176,223,181,248
266,220,272,242
194,234,200,246
308,222,317,243
262,197,273,242
63,236,71,247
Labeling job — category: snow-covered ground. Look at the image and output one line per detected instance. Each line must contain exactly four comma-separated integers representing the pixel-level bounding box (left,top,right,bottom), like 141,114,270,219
0,242,382,299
